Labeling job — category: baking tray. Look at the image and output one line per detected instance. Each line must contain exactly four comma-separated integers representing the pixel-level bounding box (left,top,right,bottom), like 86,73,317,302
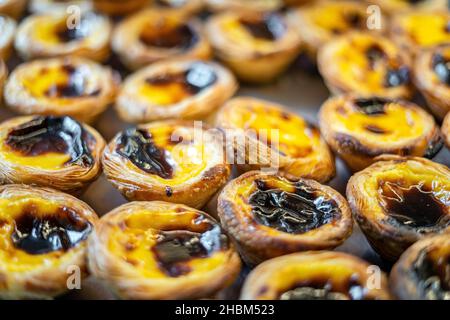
2,50,450,300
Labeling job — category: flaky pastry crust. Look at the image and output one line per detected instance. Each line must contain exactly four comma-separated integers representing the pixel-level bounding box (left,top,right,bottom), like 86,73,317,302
218,171,353,265
240,251,391,300
102,120,231,209
88,201,241,300
154,0,203,17
4,57,119,124
116,59,238,123
205,0,282,13
347,156,450,261
29,0,93,13
112,9,212,70
0,0,26,19
319,95,442,172
15,12,112,62
367,0,448,15
0,184,98,299
92,0,150,15
0,15,16,61
443,112,450,149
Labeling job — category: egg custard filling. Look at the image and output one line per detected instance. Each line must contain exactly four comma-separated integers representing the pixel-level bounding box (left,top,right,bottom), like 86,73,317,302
368,0,448,13
88,202,241,299
240,252,391,300
319,95,442,171
217,172,352,264
216,97,334,182
391,11,450,52
103,121,230,208
0,184,97,299
318,32,412,99
347,157,450,261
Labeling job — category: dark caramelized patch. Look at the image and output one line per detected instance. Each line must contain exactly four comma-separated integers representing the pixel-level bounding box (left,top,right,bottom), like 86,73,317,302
116,128,173,179
385,66,410,88
56,19,88,43
139,23,197,50
11,205,92,255
365,124,388,134
156,0,185,7
43,64,99,98
279,276,367,300
248,179,340,234
366,44,386,69
432,53,450,85
239,14,285,41
5,116,94,167
353,97,389,115
145,62,217,95
152,224,228,277
379,181,450,231
413,249,450,300
345,12,363,28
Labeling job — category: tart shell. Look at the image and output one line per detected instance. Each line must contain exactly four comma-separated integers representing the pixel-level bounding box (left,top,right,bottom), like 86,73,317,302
93,0,150,16
0,0,26,19
443,112,450,149
0,15,16,61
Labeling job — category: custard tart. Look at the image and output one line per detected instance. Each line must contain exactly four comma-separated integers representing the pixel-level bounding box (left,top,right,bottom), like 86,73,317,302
102,120,230,209
15,12,112,62
215,97,335,183
288,0,385,61
88,201,241,300
93,0,150,16
390,10,450,57
205,11,302,84
347,156,450,262
414,44,450,120
318,32,413,99
112,9,212,70
319,95,442,172
116,59,238,123
153,0,203,17
0,15,16,61
0,116,105,195
390,233,450,300
0,184,98,299
367,0,448,15
0,0,26,19
205,0,283,13
30,0,93,13
443,112,450,148
217,171,353,265
4,57,119,124
240,251,391,300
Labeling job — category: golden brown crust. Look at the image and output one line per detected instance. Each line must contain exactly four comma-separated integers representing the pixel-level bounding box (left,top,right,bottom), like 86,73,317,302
206,0,282,13
115,59,238,123
319,94,442,172
443,112,450,148
217,171,353,265
88,201,241,300
154,0,204,17
240,251,392,300
318,31,413,99
414,44,450,120
15,12,112,62
205,11,302,84
29,0,93,13
215,97,335,183
0,60,6,104
0,15,16,61
346,156,450,261
366,0,447,14
93,0,150,15
112,9,212,70
390,10,450,57
0,115,106,195
0,0,26,19
102,120,231,209
390,233,450,300
0,184,98,299
4,57,119,124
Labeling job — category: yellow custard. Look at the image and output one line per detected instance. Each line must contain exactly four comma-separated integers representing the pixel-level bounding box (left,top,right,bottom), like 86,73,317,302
22,65,73,99
309,2,365,33
139,82,192,106
400,12,450,47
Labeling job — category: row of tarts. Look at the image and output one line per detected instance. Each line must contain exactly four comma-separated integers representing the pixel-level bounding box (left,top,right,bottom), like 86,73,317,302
0,0,448,300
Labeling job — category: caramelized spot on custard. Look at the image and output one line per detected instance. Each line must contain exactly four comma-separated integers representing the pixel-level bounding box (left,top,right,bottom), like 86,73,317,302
152,223,228,277
11,205,92,255
248,179,340,234
379,181,449,231
145,62,217,95
239,14,285,41
353,97,389,115
279,275,367,300
385,66,410,88
116,128,174,179
156,0,186,7
366,44,386,69
5,116,94,167
56,20,87,43
432,53,450,85
413,249,450,300
139,23,197,49
365,124,388,134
